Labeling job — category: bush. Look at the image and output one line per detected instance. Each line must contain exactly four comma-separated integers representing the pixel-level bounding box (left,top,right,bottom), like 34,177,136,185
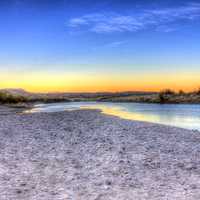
158,89,175,103
160,89,175,95
179,90,185,95
196,88,200,95
0,91,28,104
158,93,166,103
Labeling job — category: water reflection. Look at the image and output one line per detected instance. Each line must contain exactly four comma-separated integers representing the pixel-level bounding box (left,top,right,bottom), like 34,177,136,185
28,102,200,130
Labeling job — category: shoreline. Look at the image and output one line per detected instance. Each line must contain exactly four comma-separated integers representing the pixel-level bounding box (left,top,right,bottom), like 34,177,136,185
23,102,200,132
0,106,200,199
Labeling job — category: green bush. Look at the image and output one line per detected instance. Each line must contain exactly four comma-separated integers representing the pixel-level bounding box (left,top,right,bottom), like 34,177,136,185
0,92,28,104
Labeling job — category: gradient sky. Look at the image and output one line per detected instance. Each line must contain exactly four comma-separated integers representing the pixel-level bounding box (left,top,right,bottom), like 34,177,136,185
0,0,200,92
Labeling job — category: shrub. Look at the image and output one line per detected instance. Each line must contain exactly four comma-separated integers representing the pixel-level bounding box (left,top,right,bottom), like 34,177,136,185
158,89,175,103
0,91,28,104
158,93,166,103
179,90,185,95
196,88,200,95
160,89,175,95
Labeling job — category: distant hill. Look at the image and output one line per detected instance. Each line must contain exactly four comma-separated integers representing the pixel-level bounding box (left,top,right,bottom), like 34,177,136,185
0,88,158,103
0,88,156,98
0,88,32,97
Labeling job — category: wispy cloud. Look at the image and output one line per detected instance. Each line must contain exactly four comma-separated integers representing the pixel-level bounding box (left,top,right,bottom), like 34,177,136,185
68,3,200,33
90,40,128,51
105,40,128,48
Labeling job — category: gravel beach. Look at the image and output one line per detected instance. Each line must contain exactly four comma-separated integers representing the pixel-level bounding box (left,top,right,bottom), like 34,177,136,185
0,106,200,200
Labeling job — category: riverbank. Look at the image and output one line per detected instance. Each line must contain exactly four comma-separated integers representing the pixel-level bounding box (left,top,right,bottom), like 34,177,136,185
0,106,200,199
97,93,200,104
1,88,200,104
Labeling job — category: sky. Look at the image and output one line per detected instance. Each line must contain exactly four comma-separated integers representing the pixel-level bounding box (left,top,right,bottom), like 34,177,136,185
0,0,200,92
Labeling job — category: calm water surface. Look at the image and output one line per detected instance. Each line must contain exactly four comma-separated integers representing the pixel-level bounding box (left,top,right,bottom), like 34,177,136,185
29,102,200,130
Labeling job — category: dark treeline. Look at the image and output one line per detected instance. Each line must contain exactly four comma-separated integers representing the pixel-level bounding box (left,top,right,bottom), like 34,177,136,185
0,88,200,104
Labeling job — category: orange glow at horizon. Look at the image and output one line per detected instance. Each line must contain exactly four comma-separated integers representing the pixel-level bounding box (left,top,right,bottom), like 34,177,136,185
0,71,199,93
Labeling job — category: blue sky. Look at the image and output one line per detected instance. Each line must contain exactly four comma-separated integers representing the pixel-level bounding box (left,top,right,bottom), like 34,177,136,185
0,0,200,91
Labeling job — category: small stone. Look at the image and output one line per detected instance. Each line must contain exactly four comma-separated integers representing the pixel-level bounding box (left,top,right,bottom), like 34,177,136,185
105,180,112,186
16,189,22,194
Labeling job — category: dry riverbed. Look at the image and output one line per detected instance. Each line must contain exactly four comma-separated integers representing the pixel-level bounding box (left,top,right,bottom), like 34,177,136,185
0,105,200,200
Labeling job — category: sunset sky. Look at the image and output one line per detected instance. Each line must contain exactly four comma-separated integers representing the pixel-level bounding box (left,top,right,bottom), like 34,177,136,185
0,0,200,92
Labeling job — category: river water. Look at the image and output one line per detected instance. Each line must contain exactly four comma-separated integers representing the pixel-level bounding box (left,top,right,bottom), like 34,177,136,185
29,102,200,130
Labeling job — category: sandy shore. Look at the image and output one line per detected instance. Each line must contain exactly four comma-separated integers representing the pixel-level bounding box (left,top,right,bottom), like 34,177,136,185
0,106,200,200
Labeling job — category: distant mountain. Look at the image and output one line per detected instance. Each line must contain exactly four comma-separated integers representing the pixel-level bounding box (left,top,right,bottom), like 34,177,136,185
0,88,157,97
0,88,31,97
